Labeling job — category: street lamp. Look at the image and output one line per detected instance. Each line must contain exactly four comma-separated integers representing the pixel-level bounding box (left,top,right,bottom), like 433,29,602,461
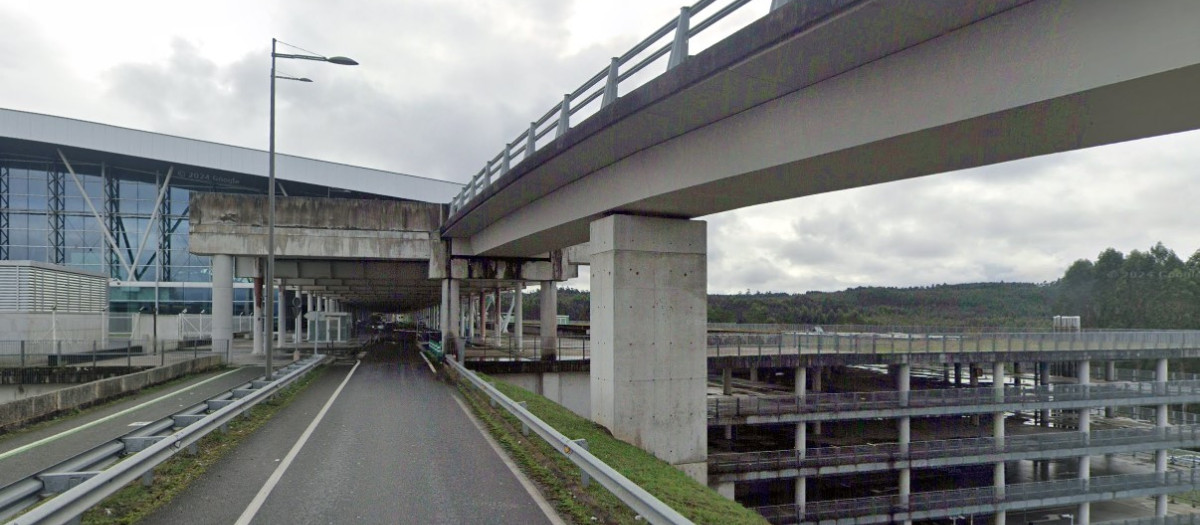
266,38,357,379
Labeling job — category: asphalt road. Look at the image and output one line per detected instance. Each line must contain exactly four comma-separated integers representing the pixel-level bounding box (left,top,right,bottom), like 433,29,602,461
0,366,264,487
142,342,556,525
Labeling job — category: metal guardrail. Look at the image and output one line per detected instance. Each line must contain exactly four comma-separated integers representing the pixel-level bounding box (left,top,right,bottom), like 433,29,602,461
1,355,326,524
443,356,693,525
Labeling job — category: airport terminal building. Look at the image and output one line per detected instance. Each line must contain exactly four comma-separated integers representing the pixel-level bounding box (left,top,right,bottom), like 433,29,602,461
0,108,461,315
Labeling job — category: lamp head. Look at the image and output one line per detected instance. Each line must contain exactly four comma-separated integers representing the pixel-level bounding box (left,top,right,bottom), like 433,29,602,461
327,56,359,66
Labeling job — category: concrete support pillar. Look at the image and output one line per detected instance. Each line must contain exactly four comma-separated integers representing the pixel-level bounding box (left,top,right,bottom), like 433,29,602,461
252,275,264,356
478,293,487,342
276,280,286,346
589,215,707,481
970,363,980,426
540,281,558,360
441,279,462,363
954,362,962,386
1104,361,1116,418
1156,357,1169,517
1078,360,1090,525
716,482,735,500
795,366,807,513
293,289,302,344
897,363,911,515
811,368,823,435
993,362,1007,525
515,284,525,353
749,367,759,382
494,286,504,347
1039,362,1051,426
211,254,233,356
722,368,733,395
307,292,315,342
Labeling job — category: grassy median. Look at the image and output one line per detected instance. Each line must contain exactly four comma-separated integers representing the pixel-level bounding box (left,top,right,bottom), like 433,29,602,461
75,366,326,525
451,366,767,525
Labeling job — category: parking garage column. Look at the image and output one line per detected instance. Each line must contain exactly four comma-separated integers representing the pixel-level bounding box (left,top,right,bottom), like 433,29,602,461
589,215,707,482
540,281,558,360
993,362,1007,525
211,254,234,357
812,368,822,435
898,363,911,518
1078,360,1090,525
1039,362,1051,427
1156,357,1169,516
795,366,807,514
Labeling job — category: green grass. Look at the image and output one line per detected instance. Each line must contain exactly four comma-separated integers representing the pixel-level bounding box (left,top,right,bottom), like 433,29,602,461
454,369,767,525
74,366,327,525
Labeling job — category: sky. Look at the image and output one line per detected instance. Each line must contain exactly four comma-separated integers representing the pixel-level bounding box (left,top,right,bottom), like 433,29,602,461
2,1,1198,295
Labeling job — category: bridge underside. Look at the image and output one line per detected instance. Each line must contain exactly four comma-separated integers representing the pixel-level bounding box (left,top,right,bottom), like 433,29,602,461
450,0,1200,257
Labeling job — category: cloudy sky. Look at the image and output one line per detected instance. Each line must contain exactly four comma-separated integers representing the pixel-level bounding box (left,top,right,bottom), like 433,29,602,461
3,1,1198,294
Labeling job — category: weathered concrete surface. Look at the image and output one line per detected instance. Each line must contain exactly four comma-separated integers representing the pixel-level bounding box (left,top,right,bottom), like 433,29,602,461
491,371,591,418
188,194,442,259
0,355,223,432
590,215,708,482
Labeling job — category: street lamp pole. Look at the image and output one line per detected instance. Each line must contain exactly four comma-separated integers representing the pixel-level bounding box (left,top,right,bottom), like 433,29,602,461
266,38,356,379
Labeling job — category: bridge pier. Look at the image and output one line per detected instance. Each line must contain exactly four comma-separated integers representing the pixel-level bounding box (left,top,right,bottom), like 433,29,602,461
589,214,707,481
440,278,462,362
540,281,558,359
211,254,233,357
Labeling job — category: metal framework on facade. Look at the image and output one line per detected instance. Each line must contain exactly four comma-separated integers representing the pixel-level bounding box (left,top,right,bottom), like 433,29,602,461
0,165,9,260
47,166,65,265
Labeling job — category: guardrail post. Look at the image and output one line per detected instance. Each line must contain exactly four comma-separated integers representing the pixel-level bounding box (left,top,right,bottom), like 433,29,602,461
557,94,571,138
518,401,530,436
525,121,539,160
602,57,620,107
141,471,154,487
573,438,590,486
668,6,690,69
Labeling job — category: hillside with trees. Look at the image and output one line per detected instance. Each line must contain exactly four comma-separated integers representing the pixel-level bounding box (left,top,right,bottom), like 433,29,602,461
518,243,1200,330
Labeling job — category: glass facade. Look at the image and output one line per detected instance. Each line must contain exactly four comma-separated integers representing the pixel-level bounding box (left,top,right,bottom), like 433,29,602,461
0,157,253,315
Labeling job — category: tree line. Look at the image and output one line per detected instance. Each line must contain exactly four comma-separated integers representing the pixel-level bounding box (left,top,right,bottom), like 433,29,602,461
517,242,1200,330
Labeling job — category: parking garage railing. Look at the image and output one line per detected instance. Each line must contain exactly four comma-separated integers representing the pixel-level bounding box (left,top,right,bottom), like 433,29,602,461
756,469,1200,523
710,424,1200,476
708,380,1200,420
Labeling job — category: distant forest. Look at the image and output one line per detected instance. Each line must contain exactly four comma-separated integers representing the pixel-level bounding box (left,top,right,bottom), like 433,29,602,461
518,242,1200,330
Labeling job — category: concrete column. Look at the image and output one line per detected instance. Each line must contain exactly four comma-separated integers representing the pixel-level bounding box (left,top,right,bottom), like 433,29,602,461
898,363,911,515
441,279,462,363
749,367,759,382
293,289,302,344
1156,357,1169,517
252,276,263,356
540,281,558,360
494,286,504,347
515,284,525,353
994,362,1007,525
589,215,707,481
970,363,980,425
479,293,487,343
276,280,286,346
1039,362,1051,427
722,368,733,395
1078,360,1090,525
954,362,962,386
795,366,807,513
811,368,823,435
307,292,315,342
1104,361,1116,417
211,254,233,356
716,482,735,500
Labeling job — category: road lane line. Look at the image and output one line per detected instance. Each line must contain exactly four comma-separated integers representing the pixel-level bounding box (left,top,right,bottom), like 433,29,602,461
452,394,566,525
418,349,437,374
0,367,245,461
235,359,360,525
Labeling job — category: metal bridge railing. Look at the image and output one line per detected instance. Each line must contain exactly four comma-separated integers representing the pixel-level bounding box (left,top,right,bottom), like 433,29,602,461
447,0,864,215
443,355,692,525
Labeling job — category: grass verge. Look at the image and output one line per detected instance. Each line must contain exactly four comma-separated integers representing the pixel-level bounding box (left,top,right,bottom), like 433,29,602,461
74,365,327,525
450,366,767,525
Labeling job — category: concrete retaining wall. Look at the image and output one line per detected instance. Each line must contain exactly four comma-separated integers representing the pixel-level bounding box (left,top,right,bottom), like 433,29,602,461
492,371,591,418
0,355,224,433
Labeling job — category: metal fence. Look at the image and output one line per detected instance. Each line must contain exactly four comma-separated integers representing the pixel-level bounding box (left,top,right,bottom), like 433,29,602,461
0,338,219,368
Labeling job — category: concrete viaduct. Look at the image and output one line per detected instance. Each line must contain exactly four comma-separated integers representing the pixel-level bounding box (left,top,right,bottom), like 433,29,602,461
187,1,1200,523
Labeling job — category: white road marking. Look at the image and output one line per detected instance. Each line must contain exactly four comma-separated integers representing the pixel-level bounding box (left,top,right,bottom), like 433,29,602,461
235,360,360,525
418,349,437,374
452,394,567,525
0,367,244,461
